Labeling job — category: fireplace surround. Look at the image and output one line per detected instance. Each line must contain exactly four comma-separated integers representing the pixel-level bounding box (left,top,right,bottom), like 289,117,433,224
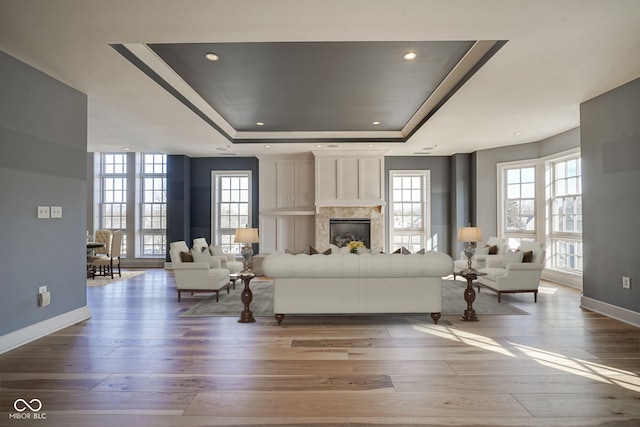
315,206,384,252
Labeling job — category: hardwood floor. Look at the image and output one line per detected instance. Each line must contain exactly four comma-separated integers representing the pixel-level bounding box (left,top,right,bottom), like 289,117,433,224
1,269,639,426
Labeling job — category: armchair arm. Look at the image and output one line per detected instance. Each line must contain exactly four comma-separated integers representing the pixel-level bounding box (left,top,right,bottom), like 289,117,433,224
225,253,236,262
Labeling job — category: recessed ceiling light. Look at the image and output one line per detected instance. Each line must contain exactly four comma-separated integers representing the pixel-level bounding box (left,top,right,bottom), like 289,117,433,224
403,51,417,60
204,52,219,61
372,121,381,125
422,147,434,151
123,147,131,151
328,144,339,148
316,144,322,148
256,122,265,126
264,145,271,148
514,131,523,136
368,144,374,148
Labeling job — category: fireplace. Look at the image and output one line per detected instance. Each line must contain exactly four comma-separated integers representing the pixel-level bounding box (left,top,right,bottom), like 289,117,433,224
330,218,371,248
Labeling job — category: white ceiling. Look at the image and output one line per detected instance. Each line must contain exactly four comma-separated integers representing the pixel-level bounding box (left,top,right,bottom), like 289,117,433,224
1,0,639,158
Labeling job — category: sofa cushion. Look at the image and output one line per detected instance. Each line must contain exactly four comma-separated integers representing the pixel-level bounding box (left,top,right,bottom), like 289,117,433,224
501,249,524,268
486,245,498,255
356,246,371,255
475,246,490,256
192,248,222,269
180,251,193,262
521,250,533,263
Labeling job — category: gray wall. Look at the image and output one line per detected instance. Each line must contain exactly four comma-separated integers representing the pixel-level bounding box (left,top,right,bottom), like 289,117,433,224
475,128,581,238
581,77,640,312
0,51,88,336
385,156,451,255
166,155,259,255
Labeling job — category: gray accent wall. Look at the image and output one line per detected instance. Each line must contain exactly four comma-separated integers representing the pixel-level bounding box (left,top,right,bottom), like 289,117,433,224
580,77,640,313
166,156,259,254
0,51,88,336
385,156,452,255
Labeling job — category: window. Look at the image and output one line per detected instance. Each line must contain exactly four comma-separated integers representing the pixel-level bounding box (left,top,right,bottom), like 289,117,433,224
95,152,167,260
389,171,431,253
501,165,537,248
100,153,128,255
548,155,582,272
140,154,167,256
497,149,582,280
212,171,251,255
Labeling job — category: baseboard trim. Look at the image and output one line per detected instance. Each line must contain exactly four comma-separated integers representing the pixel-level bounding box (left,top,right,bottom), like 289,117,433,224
0,306,92,355
580,296,640,328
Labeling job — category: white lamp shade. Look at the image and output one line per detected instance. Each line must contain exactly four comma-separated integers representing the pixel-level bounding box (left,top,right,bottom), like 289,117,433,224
234,228,259,244
457,226,482,242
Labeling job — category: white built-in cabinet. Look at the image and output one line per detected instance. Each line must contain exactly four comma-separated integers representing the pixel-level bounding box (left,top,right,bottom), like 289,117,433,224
258,154,315,253
313,150,386,209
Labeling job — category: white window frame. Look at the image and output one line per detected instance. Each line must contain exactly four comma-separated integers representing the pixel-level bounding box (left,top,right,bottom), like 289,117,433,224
99,153,128,256
497,160,541,249
211,170,253,255
139,154,167,257
388,170,432,252
546,149,582,275
497,148,583,288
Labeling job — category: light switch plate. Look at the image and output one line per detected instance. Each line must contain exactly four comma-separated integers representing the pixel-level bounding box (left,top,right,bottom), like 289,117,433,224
51,206,62,218
37,206,50,219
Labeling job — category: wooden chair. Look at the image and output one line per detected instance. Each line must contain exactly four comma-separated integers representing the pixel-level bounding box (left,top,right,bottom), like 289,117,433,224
91,230,122,279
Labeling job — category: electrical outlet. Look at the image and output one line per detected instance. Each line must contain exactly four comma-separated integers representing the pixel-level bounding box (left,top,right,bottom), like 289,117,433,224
37,206,50,219
622,276,631,289
50,206,62,218
39,285,47,294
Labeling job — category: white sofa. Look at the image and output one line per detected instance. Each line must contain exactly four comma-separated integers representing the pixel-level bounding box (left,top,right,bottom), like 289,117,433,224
169,241,231,302
476,241,545,302
263,252,454,325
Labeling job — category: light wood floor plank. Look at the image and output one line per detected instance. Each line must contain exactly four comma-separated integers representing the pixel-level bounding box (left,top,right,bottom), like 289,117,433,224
0,269,637,426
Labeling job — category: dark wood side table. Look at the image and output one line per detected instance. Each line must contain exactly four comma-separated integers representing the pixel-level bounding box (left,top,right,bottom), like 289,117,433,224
457,270,487,321
238,272,256,323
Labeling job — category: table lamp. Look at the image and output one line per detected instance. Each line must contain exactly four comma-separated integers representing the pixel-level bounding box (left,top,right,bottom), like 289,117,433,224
457,225,483,272
234,228,259,272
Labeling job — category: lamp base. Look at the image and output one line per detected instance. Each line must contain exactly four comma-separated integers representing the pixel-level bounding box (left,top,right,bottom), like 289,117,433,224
241,245,254,273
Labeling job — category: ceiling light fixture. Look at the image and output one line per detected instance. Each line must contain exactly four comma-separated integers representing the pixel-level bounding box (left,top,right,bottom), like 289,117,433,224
204,52,219,61
368,144,374,148
256,122,265,126
123,147,131,151
372,121,381,125
264,145,271,148
403,51,417,60
514,131,523,136
315,144,322,148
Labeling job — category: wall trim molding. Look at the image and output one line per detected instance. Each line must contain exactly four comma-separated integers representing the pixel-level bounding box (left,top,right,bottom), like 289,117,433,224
580,296,640,328
0,306,91,355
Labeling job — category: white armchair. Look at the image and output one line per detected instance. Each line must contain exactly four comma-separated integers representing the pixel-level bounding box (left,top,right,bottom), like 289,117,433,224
193,237,243,274
453,237,507,275
476,241,545,302
169,240,231,302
